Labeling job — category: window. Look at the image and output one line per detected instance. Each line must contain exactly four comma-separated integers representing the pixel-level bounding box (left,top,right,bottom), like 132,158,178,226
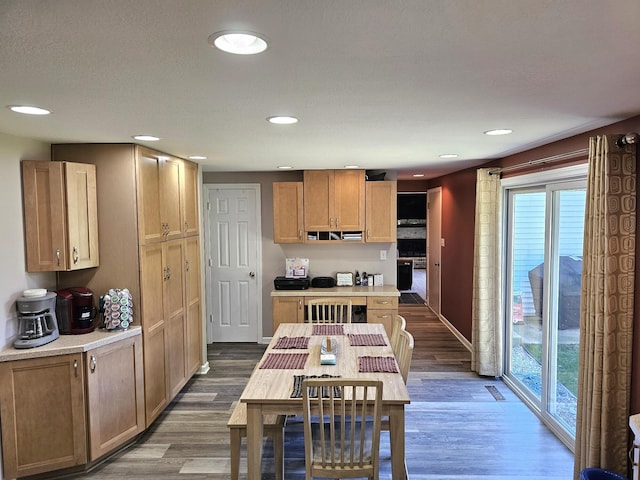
502,165,587,450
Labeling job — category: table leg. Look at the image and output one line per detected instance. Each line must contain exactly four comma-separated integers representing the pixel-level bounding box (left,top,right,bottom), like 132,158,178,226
389,405,407,480
246,403,264,479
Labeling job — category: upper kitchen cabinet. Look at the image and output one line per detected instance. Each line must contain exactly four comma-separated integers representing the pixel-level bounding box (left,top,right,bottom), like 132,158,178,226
365,181,397,242
137,148,183,244
181,160,200,237
303,169,365,232
273,182,304,243
22,161,99,272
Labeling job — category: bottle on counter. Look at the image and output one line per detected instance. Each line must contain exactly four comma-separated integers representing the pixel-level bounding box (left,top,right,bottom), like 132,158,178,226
355,270,361,286
361,272,368,286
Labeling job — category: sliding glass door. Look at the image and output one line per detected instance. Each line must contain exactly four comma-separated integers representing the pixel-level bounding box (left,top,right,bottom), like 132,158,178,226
504,174,586,448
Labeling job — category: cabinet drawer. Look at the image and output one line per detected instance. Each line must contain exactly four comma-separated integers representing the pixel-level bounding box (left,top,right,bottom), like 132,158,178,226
367,296,398,310
366,309,396,337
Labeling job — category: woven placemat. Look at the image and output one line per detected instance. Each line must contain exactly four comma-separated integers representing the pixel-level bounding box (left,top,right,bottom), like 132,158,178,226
358,356,398,373
290,374,342,398
312,324,345,336
348,333,387,346
273,336,310,349
259,353,309,369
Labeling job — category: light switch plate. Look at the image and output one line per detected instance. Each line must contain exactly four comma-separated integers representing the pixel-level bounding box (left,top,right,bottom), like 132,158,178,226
380,250,387,260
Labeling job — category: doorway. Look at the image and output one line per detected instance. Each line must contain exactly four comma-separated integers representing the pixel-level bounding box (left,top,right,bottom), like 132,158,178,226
396,192,427,303
503,170,586,449
204,184,262,343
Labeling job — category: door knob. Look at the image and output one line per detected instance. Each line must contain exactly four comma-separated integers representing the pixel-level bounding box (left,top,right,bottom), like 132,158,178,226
249,271,256,278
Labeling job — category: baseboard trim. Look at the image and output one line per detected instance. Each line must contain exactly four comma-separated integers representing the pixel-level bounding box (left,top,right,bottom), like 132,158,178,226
197,361,210,375
428,307,472,352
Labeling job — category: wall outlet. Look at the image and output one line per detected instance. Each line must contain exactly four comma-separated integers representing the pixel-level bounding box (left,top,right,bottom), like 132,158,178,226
380,250,387,260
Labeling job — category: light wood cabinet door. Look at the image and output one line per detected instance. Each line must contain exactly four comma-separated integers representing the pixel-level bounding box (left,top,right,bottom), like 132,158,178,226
185,236,202,376
85,335,145,460
303,169,365,232
367,296,399,337
136,149,183,244
365,181,397,242
0,354,87,478
136,151,164,245
139,243,169,424
22,161,99,271
64,162,100,268
333,169,365,231
303,170,334,230
272,296,304,333
273,182,304,243
160,157,183,241
181,160,200,237
164,239,188,399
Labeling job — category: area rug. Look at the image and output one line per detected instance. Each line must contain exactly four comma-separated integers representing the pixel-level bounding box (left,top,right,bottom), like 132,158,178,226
399,292,425,305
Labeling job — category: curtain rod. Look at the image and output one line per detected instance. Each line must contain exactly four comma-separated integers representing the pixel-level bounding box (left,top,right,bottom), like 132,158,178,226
487,148,588,176
488,132,639,176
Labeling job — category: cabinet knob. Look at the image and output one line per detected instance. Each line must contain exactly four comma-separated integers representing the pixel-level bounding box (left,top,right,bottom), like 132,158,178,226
56,248,61,266
90,355,97,373
184,221,189,232
73,359,78,377
72,247,79,264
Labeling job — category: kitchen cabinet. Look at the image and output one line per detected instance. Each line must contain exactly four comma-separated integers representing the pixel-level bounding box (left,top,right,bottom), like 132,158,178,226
303,169,365,233
366,296,398,337
139,239,188,423
273,182,304,243
52,143,203,428
271,288,399,335
0,332,144,479
136,147,199,244
22,160,99,271
365,181,397,242
85,335,145,460
272,296,305,332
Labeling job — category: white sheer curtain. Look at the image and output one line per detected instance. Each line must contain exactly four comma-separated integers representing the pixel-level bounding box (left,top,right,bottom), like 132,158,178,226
471,168,503,376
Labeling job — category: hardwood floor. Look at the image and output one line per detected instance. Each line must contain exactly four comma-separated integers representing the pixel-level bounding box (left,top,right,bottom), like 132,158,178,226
83,306,574,479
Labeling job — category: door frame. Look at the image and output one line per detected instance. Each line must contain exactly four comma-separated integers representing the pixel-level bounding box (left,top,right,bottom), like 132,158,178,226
203,184,263,343
427,187,442,315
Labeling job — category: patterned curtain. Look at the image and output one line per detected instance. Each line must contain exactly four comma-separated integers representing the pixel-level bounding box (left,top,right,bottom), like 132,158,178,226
471,168,503,377
574,135,636,478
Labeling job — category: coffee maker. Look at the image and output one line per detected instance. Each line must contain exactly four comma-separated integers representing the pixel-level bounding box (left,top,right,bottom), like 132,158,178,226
56,287,98,334
15,291,60,349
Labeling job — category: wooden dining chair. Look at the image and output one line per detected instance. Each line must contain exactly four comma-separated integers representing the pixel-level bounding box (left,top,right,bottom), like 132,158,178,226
307,298,352,323
390,314,406,356
395,328,414,384
302,378,384,480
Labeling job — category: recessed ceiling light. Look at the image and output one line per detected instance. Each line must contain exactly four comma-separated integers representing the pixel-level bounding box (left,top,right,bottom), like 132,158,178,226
439,154,458,159
209,31,268,55
8,105,51,115
278,166,294,170
412,174,425,177
344,165,360,169
188,155,207,160
267,116,298,125
133,135,160,141
484,129,513,136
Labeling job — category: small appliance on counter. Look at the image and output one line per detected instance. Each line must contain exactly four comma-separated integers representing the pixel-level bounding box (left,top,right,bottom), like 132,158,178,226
14,289,60,349
274,276,310,290
55,287,98,334
311,276,335,288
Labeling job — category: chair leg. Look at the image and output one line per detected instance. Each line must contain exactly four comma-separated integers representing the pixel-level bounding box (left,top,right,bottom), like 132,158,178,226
229,427,242,480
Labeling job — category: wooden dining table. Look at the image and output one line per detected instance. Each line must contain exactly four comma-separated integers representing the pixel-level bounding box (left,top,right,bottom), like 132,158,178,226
240,322,411,479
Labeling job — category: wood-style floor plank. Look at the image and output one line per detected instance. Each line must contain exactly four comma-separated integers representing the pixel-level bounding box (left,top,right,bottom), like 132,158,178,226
82,308,574,479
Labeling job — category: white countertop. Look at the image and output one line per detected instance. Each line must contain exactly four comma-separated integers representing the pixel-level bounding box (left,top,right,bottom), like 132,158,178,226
0,326,142,362
271,285,400,297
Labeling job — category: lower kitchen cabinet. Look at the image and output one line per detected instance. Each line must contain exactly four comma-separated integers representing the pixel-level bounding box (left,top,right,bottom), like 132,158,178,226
0,332,144,479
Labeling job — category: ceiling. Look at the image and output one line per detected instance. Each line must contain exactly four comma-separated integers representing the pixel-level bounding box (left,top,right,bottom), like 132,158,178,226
2,1,639,180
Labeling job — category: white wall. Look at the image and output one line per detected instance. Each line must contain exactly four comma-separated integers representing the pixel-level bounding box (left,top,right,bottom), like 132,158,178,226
0,132,54,480
0,133,54,350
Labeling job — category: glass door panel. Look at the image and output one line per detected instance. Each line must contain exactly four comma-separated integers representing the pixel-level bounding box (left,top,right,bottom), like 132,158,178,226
505,179,585,447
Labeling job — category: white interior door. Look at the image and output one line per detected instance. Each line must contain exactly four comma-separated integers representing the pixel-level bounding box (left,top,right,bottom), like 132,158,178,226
205,185,262,342
427,187,442,314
